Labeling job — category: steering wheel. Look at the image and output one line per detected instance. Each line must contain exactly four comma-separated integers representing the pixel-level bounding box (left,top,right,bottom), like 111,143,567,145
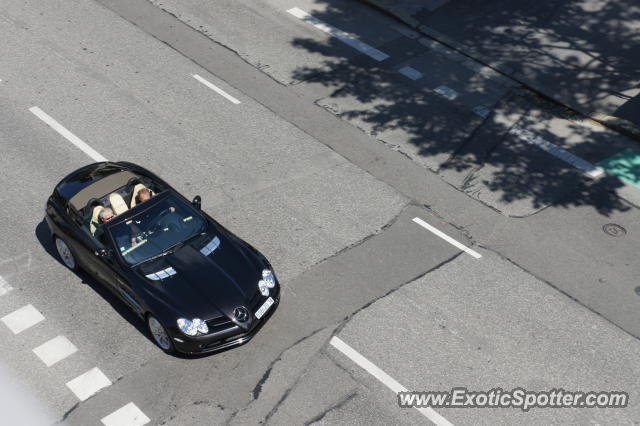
146,208,171,233
163,214,186,233
150,209,185,233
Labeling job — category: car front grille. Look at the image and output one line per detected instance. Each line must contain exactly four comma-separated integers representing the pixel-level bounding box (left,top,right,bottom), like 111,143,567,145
205,291,272,334
206,316,234,334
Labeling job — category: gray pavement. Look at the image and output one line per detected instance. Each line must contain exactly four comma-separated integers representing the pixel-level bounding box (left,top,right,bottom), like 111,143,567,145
327,250,640,425
146,0,404,86
0,0,639,425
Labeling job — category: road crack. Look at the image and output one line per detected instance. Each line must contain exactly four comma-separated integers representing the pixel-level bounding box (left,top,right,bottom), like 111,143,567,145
303,391,358,425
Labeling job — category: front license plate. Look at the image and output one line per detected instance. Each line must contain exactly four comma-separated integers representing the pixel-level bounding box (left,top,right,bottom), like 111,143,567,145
255,297,274,319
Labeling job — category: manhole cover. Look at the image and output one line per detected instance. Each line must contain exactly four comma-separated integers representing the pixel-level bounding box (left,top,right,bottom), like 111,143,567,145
603,223,626,237
635,287,640,296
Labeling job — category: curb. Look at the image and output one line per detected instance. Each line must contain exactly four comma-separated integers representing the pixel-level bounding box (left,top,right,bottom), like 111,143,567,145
360,0,640,142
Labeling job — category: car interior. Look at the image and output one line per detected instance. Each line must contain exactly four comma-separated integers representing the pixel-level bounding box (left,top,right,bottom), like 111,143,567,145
80,176,160,242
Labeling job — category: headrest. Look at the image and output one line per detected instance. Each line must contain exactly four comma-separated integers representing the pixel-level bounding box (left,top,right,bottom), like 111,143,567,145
130,184,151,208
108,193,128,215
90,205,104,235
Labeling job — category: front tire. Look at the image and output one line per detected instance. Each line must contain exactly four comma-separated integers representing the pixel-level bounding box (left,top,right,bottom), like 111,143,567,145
147,315,175,354
54,236,78,272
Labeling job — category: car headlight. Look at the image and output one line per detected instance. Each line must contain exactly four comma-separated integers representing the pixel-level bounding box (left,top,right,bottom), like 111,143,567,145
177,318,209,336
258,280,269,296
262,269,276,288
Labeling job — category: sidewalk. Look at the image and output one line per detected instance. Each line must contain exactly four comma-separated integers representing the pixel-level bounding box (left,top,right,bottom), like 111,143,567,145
359,0,640,140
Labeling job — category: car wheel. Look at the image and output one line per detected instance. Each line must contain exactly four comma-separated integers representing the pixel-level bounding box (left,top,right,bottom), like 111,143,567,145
147,315,175,353
54,236,78,271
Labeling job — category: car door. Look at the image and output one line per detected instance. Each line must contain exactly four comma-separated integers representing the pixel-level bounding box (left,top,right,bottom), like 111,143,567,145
114,279,145,316
89,233,145,316
80,231,122,292
60,204,106,276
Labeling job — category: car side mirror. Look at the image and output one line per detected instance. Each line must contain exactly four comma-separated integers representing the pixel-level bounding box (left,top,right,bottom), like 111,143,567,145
192,195,202,210
95,247,113,260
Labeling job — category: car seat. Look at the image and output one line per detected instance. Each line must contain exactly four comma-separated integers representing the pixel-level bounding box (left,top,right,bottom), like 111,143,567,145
90,205,104,236
130,183,152,208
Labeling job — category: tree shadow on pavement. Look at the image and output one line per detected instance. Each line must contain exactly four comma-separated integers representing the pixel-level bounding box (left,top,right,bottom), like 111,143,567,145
288,1,632,216
411,0,640,123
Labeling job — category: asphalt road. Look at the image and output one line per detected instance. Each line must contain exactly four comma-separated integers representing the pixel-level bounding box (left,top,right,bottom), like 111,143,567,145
0,0,639,425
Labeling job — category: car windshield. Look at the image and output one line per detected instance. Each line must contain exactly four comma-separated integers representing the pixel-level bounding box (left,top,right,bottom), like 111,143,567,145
109,194,206,265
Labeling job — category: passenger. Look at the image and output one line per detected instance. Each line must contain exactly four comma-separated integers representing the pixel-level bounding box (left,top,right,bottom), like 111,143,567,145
136,188,174,213
135,188,152,205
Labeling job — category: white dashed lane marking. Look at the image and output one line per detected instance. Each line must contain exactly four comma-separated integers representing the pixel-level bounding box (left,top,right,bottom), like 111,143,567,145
33,336,78,367
330,336,454,426
287,7,389,61
434,85,459,101
101,402,150,426
192,74,241,105
1,304,45,334
472,106,491,118
0,276,13,296
66,367,112,401
510,125,605,178
398,66,423,80
412,217,482,259
29,106,107,162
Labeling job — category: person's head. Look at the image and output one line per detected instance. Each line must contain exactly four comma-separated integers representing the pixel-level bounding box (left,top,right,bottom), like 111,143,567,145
137,188,151,203
98,207,115,223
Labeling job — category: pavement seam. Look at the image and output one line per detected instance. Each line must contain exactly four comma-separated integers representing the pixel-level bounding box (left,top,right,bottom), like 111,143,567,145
307,200,411,269
332,250,464,338
476,243,640,341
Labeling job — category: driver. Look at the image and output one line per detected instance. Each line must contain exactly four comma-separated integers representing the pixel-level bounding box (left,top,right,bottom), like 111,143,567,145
98,208,115,223
95,208,115,244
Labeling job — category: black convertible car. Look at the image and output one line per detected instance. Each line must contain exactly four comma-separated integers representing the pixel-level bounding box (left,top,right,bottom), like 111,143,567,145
45,162,280,354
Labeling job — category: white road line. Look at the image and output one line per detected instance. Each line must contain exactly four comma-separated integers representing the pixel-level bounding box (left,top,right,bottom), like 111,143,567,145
412,217,482,259
287,8,389,61
398,66,423,80
434,85,459,101
29,107,107,162
330,336,454,426
0,276,13,296
101,402,150,426
33,336,78,367
472,106,491,118
192,74,241,105
66,367,112,401
510,125,604,178
1,304,45,334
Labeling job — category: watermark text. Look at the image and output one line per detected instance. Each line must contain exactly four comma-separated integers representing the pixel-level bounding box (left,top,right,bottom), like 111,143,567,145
398,388,628,412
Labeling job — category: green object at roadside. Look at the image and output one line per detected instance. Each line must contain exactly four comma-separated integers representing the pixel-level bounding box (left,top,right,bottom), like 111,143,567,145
597,148,640,188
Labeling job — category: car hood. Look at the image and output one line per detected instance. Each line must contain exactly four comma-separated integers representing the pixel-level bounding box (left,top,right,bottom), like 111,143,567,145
138,229,265,323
